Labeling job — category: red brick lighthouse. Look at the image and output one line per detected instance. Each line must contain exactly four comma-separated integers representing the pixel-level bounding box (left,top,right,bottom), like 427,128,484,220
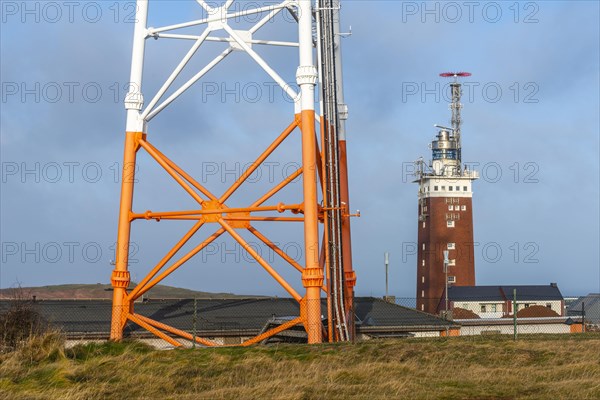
415,72,479,314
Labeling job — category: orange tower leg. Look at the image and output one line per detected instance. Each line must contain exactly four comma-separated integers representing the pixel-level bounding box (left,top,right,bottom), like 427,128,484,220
339,140,356,326
299,110,324,344
110,131,143,340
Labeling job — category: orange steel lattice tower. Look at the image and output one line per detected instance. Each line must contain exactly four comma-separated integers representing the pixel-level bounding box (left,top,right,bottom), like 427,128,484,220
110,0,355,346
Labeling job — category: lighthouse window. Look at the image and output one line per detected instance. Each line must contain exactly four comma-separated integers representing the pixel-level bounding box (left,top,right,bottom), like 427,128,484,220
447,220,455,228
433,149,458,160
434,186,438,191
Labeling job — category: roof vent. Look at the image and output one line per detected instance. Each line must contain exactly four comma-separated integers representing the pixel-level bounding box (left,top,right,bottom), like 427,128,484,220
550,282,558,288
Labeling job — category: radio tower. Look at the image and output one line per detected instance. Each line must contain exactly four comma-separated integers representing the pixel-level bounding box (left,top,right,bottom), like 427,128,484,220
109,0,355,346
414,72,479,315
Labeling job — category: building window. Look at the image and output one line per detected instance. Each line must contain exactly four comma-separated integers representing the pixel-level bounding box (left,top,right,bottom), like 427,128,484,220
421,276,425,283
422,221,426,228
491,304,497,312
447,220,455,228
434,186,438,191
455,186,460,191
461,205,466,211
422,243,425,250
421,290,425,298
481,305,487,313
448,259,456,266
463,186,467,191
448,205,454,211
449,186,453,191
423,206,427,212
422,260,425,266
448,276,456,283
421,304,424,311
447,242,456,250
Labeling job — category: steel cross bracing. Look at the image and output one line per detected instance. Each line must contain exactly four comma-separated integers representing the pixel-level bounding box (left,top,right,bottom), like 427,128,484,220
110,0,355,346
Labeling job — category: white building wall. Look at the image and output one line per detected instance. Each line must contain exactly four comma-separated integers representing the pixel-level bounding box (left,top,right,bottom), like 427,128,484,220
455,300,563,318
458,323,571,336
456,301,506,318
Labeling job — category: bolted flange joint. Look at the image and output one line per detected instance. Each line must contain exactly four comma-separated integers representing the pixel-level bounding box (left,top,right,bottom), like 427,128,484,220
111,270,130,289
338,103,349,120
124,91,144,111
345,271,357,287
302,267,324,288
296,65,318,86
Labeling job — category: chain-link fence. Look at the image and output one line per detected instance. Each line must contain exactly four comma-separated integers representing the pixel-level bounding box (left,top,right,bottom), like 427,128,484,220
1,293,596,350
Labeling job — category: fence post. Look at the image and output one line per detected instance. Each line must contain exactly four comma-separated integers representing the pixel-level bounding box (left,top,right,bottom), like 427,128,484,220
192,297,197,349
582,302,585,333
513,289,517,341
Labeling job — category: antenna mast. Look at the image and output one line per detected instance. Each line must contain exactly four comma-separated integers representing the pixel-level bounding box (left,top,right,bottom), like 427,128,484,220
439,72,471,166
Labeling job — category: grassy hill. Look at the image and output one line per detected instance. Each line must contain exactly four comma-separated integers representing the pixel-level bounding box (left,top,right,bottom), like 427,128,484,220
1,334,599,399
0,284,256,300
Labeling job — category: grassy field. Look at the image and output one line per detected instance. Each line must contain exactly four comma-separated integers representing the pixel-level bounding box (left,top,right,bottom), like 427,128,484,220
1,334,599,400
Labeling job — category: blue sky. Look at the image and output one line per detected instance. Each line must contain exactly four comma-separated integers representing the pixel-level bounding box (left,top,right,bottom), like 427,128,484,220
1,1,599,297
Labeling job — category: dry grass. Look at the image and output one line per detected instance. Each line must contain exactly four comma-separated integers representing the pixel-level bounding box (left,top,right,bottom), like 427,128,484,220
1,334,599,400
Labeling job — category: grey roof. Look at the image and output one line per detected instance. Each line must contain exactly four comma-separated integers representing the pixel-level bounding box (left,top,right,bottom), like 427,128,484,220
0,297,455,339
448,284,563,302
567,293,600,323
354,298,455,330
